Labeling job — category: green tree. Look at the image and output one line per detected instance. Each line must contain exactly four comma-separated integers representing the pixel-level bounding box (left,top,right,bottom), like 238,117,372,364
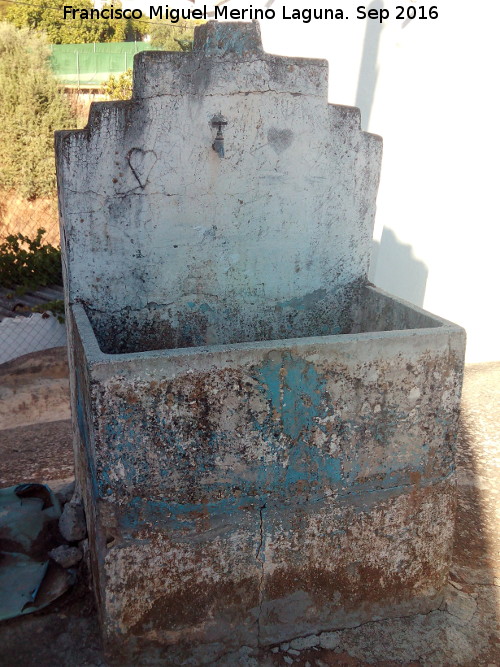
0,22,76,198
6,0,130,44
0,228,62,292
101,19,205,100
103,68,133,100
149,18,201,51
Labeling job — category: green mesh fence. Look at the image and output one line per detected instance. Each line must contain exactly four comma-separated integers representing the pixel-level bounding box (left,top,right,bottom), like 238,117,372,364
50,42,158,87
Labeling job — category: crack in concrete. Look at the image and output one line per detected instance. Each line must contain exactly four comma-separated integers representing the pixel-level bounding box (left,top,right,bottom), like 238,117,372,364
67,186,178,199
136,89,316,101
266,602,449,653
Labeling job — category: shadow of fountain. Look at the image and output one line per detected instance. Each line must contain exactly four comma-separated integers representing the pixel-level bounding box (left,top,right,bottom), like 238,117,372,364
269,368,500,665
451,363,500,662
370,227,428,308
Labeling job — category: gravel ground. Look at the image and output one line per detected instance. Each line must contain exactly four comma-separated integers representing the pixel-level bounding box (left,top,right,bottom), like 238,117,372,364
0,360,498,666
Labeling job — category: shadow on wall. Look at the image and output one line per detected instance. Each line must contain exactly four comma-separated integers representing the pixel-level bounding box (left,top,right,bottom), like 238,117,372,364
370,227,428,307
355,0,384,129
357,5,427,309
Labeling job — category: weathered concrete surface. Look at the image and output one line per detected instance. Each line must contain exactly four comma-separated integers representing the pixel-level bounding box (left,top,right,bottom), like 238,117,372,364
1,361,498,667
56,21,381,354
55,21,466,665
69,295,464,664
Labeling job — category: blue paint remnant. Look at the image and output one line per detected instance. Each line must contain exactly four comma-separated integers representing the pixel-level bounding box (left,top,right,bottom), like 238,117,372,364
258,353,324,441
75,366,99,497
75,367,89,448
119,494,267,535
185,302,213,314
94,358,441,504
118,493,354,544
277,288,327,313
255,353,343,491
99,405,153,494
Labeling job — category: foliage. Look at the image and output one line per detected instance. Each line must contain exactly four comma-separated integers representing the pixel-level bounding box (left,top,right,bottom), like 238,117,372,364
149,18,202,51
0,228,62,292
102,17,204,100
5,0,134,44
103,68,133,100
0,22,76,198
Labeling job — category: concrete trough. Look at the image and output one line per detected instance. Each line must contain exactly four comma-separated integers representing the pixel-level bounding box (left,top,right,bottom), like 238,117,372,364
57,22,466,665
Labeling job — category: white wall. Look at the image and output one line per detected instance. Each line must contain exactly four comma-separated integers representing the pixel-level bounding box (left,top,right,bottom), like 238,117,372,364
0,313,66,365
132,0,500,362
258,0,500,363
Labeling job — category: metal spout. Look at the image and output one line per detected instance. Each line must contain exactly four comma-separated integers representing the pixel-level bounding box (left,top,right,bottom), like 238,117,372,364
211,114,228,158
212,132,225,158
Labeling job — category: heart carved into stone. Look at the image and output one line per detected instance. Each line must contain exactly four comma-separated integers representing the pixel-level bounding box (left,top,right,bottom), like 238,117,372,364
127,148,157,189
267,128,294,154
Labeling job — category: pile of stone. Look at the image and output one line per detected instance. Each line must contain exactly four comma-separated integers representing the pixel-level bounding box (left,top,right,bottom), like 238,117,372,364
269,632,341,665
48,480,87,571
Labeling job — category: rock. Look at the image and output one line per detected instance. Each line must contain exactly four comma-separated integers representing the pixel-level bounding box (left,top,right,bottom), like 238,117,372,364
55,631,73,649
80,538,90,566
49,544,83,568
215,645,260,666
283,658,293,665
444,588,477,623
55,479,76,506
59,500,87,541
280,643,290,652
290,635,320,650
319,631,341,649
287,649,300,656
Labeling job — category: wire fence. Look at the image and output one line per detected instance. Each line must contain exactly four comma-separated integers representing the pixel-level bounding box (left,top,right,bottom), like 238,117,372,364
0,191,60,245
0,52,133,366
0,191,66,366
51,42,156,88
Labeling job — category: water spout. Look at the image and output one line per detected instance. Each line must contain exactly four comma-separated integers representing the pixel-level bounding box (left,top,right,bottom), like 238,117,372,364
211,114,228,158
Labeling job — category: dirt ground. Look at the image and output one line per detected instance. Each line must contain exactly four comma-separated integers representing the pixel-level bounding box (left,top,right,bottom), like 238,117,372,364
0,354,498,666
0,419,73,486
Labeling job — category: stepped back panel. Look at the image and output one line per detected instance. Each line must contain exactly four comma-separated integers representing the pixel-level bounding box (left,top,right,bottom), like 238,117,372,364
57,22,382,351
